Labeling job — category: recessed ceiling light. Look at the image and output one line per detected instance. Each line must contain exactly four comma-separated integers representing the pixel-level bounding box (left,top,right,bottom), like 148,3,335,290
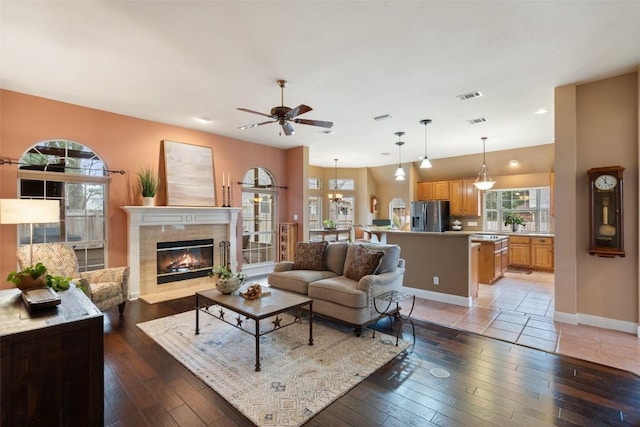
321,129,335,134
380,152,392,156
509,160,520,167
374,114,392,121
468,117,488,124
535,108,549,115
196,116,212,123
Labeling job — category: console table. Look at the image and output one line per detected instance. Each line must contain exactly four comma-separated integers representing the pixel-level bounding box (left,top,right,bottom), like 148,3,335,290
309,228,350,242
0,286,104,426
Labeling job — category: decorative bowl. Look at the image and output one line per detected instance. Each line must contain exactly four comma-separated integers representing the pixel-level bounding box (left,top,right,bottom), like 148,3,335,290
215,277,243,294
451,225,463,231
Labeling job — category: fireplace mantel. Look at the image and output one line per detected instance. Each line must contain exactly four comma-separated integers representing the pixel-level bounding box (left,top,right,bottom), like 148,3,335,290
122,206,241,300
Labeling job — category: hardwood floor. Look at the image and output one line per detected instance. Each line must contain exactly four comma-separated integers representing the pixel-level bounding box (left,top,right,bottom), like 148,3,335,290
104,297,640,426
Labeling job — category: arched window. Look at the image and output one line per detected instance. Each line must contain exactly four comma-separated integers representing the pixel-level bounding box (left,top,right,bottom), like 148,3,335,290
18,140,109,271
240,167,277,275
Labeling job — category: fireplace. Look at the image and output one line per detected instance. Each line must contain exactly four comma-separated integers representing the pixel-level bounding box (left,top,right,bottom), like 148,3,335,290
122,206,242,301
156,239,214,284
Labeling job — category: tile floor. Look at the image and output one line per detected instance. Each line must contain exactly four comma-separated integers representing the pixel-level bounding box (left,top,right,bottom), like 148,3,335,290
410,270,640,376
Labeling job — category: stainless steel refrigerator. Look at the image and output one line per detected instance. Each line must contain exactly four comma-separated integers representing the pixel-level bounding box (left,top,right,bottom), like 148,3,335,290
410,201,450,232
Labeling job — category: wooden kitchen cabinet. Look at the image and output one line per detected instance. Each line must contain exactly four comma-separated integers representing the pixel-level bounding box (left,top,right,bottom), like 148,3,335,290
450,179,481,216
531,237,554,270
508,236,554,270
509,236,531,266
478,238,508,284
417,180,449,201
471,242,480,298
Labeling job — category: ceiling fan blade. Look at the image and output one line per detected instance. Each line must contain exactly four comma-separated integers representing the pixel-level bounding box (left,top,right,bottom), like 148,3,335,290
238,120,276,130
294,118,334,128
282,121,295,136
237,107,274,119
286,104,312,119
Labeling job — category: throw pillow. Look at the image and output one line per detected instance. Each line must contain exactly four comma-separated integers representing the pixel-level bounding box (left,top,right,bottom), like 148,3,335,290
345,244,384,281
293,241,328,271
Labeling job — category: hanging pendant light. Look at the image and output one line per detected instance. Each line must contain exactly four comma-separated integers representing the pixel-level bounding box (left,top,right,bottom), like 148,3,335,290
473,137,495,190
328,158,343,202
419,119,433,169
394,132,406,181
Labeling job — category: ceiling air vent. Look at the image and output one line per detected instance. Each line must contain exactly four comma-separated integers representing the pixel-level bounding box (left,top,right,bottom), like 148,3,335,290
468,117,488,124
457,91,483,100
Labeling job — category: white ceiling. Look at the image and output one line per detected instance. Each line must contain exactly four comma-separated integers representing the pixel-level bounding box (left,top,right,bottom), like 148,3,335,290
1,1,639,168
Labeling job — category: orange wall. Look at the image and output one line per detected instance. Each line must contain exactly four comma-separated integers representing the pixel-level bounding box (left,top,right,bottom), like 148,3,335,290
555,72,639,326
0,90,296,287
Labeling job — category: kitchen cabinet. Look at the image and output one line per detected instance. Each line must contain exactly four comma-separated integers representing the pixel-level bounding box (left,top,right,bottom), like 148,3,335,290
417,181,449,201
508,236,554,270
471,242,480,298
531,237,554,270
509,236,531,266
477,238,508,284
450,179,481,216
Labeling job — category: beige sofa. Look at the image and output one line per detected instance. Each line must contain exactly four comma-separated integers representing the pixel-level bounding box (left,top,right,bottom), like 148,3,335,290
268,241,405,335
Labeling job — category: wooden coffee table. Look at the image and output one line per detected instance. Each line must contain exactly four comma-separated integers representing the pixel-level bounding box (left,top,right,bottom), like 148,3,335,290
195,287,313,371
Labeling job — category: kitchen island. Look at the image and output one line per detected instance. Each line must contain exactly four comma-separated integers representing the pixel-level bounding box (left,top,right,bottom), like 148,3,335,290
385,231,474,307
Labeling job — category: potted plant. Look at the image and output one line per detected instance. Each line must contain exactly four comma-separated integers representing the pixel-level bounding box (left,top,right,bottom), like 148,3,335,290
504,214,526,232
137,166,160,206
322,219,336,229
209,265,247,294
6,262,72,291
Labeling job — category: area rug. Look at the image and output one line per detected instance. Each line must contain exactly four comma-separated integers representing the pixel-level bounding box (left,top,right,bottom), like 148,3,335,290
138,310,410,426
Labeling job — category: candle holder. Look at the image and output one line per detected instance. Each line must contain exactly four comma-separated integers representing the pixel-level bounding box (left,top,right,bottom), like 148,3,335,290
221,185,228,207
226,185,231,207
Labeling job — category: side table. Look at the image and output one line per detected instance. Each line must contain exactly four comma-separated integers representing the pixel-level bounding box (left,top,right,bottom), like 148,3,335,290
372,289,416,346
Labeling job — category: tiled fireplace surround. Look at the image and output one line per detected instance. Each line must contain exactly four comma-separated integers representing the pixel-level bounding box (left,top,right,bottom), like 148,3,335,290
122,206,241,303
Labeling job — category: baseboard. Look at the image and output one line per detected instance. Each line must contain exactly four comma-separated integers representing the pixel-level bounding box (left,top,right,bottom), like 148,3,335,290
403,286,472,308
553,311,578,325
577,313,638,335
555,310,639,335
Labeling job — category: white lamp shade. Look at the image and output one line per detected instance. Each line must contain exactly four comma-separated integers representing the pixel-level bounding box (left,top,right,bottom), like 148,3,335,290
0,199,60,224
394,166,406,177
420,158,432,169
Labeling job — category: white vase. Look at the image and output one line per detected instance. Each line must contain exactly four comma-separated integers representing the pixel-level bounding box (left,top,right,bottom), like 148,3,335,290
142,196,155,206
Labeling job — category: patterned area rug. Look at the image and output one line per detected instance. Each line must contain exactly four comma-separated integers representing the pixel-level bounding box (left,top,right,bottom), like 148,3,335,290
138,310,410,427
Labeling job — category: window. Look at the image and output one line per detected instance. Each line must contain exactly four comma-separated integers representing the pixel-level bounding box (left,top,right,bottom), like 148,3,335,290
241,168,277,268
308,178,321,190
18,140,109,271
334,197,354,228
329,178,354,191
308,196,322,230
484,188,551,233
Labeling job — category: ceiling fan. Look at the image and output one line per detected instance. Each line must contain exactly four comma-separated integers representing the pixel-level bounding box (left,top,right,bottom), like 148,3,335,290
237,79,333,136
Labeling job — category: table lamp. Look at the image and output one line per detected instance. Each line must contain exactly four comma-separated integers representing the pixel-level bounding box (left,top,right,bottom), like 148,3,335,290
0,199,60,265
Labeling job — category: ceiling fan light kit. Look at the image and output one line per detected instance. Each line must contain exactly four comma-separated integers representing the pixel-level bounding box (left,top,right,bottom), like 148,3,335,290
473,136,496,190
419,119,433,169
237,79,333,136
394,132,406,181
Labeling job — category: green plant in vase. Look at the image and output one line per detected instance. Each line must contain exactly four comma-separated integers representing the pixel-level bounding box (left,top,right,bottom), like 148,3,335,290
137,165,160,205
323,219,336,229
504,214,526,232
7,262,74,292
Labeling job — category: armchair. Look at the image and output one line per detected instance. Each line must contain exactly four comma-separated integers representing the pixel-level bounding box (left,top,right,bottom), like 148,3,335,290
17,243,129,314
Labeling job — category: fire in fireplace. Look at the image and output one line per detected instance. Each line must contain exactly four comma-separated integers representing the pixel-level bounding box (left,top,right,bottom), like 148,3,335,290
156,239,214,284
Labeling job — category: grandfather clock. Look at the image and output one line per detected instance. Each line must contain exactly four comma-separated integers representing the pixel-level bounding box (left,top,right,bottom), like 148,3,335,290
587,166,625,257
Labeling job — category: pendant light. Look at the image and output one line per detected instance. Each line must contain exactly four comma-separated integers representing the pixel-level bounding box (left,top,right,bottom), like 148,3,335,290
328,158,343,202
419,119,433,169
394,132,406,181
473,137,495,190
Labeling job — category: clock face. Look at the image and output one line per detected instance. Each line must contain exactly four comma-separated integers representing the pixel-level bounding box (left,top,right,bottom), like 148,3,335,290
594,174,617,191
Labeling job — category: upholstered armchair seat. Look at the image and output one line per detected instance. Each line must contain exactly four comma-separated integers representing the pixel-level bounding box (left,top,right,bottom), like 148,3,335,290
17,243,129,314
